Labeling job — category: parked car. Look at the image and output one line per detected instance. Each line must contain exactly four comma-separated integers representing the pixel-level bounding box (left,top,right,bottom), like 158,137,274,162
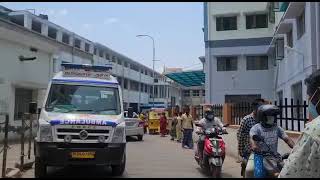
124,111,144,141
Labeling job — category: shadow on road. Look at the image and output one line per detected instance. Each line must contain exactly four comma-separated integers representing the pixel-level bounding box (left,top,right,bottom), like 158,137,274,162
195,166,235,178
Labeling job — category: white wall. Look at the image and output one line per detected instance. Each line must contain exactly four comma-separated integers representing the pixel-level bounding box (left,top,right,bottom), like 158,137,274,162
275,3,315,101
208,2,274,41
209,55,274,104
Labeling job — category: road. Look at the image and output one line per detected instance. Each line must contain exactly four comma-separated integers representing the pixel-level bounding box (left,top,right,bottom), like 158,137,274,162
21,134,241,178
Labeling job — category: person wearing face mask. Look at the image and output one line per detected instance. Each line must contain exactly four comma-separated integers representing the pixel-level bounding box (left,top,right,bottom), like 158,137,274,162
279,70,320,178
245,104,295,177
196,106,225,161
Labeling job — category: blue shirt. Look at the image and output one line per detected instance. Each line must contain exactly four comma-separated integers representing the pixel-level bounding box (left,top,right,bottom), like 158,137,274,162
250,123,288,154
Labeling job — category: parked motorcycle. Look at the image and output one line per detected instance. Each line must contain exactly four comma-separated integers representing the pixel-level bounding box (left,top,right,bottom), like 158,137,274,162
194,123,229,178
243,135,290,178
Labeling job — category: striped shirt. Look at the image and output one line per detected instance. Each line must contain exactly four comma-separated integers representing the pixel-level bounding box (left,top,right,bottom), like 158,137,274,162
237,113,258,157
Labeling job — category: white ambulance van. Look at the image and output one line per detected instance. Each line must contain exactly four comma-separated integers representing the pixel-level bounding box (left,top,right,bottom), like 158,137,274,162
34,63,126,177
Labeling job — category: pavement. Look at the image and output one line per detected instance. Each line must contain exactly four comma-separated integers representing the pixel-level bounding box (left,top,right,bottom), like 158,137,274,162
6,133,242,178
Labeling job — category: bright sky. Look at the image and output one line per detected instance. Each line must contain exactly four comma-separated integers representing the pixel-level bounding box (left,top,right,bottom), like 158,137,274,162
1,2,204,72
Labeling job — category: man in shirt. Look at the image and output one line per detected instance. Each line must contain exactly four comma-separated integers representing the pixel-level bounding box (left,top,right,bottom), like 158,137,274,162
238,99,266,176
279,69,320,178
237,99,266,157
181,106,194,149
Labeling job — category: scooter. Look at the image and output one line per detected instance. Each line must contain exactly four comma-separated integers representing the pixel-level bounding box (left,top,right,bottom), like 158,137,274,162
243,135,290,178
194,123,229,178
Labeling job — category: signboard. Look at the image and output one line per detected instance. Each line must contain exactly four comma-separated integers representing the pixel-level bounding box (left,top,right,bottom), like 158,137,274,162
62,63,112,80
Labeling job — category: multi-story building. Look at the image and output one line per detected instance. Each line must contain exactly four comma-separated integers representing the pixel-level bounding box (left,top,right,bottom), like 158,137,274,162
0,5,180,133
203,2,276,104
267,2,320,103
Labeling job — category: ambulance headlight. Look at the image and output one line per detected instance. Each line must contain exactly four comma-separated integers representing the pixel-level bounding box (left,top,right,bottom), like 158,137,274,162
39,124,53,142
111,122,125,143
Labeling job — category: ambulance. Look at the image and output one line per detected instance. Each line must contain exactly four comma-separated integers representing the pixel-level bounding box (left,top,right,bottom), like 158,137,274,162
34,63,126,177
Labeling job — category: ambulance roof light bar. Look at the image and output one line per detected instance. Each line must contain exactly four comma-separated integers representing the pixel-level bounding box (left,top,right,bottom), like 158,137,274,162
61,63,113,71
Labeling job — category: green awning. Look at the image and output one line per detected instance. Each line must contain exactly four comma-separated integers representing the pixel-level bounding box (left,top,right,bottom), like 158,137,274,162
165,70,205,87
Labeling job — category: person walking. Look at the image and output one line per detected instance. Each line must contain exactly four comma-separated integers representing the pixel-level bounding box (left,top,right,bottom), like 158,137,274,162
181,106,194,149
159,112,167,137
176,112,183,143
170,112,178,141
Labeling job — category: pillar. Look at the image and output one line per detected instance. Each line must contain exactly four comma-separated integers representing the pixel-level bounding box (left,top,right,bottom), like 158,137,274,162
23,14,32,29
41,23,48,36
223,103,233,125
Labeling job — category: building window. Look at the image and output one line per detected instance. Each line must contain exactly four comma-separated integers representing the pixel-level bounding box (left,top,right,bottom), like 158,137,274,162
246,14,268,29
145,69,148,75
117,77,122,87
246,56,268,70
48,26,57,39
124,61,128,68
217,56,237,71
202,90,205,97
130,81,139,91
216,16,237,31
105,53,110,60
183,90,190,97
85,43,90,53
140,83,144,92
31,19,42,33
124,79,128,89
193,90,200,97
112,56,116,63
14,88,33,120
99,50,104,58
62,33,70,44
286,30,293,48
130,64,139,72
74,38,81,49
117,59,122,65
297,10,305,39
9,15,24,26
145,84,148,93
275,38,284,60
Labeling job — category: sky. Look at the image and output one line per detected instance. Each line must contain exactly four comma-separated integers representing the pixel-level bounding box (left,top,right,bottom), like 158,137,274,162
1,2,204,72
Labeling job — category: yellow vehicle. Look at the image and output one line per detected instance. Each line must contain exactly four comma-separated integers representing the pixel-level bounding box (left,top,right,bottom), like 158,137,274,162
148,108,169,134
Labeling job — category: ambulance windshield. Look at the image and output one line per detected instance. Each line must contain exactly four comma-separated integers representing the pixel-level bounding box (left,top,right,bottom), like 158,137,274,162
45,84,120,115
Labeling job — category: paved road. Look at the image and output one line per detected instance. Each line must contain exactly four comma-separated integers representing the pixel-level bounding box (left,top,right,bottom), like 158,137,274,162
21,134,241,178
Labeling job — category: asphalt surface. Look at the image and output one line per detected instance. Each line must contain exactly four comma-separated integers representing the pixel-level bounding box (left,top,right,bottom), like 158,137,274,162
21,134,241,178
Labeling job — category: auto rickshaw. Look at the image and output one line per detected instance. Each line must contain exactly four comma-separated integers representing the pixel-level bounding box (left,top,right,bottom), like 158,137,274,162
148,108,169,135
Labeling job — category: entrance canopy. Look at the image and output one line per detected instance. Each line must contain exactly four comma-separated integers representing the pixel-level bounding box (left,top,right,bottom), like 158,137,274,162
165,70,205,87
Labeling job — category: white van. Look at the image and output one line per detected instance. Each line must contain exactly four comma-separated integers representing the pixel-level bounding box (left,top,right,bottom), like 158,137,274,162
34,63,126,177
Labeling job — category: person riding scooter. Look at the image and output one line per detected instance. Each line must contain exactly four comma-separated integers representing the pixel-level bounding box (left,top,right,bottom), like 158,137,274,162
196,106,225,162
245,104,295,178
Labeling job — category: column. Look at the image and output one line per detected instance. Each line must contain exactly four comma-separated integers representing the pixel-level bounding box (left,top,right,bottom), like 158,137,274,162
41,23,48,36
23,14,32,29
57,31,63,42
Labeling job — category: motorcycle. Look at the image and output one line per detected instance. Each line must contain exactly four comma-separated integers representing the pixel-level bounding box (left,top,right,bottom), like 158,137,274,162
243,134,290,178
194,123,229,178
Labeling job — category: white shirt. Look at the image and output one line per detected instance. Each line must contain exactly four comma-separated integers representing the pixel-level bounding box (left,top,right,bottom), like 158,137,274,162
198,117,224,130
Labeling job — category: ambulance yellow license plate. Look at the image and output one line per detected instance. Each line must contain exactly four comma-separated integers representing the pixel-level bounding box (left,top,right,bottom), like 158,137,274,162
70,152,95,159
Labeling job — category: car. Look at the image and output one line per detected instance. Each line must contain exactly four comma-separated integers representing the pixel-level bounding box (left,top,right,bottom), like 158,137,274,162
124,111,144,141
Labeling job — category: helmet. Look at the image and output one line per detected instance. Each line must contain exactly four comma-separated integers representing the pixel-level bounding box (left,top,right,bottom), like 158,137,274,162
256,104,280,128
204,107,214,121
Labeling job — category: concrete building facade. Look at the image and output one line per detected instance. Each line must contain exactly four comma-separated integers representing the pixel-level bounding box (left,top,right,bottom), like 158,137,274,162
203,2,276,104
268,2,320,103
